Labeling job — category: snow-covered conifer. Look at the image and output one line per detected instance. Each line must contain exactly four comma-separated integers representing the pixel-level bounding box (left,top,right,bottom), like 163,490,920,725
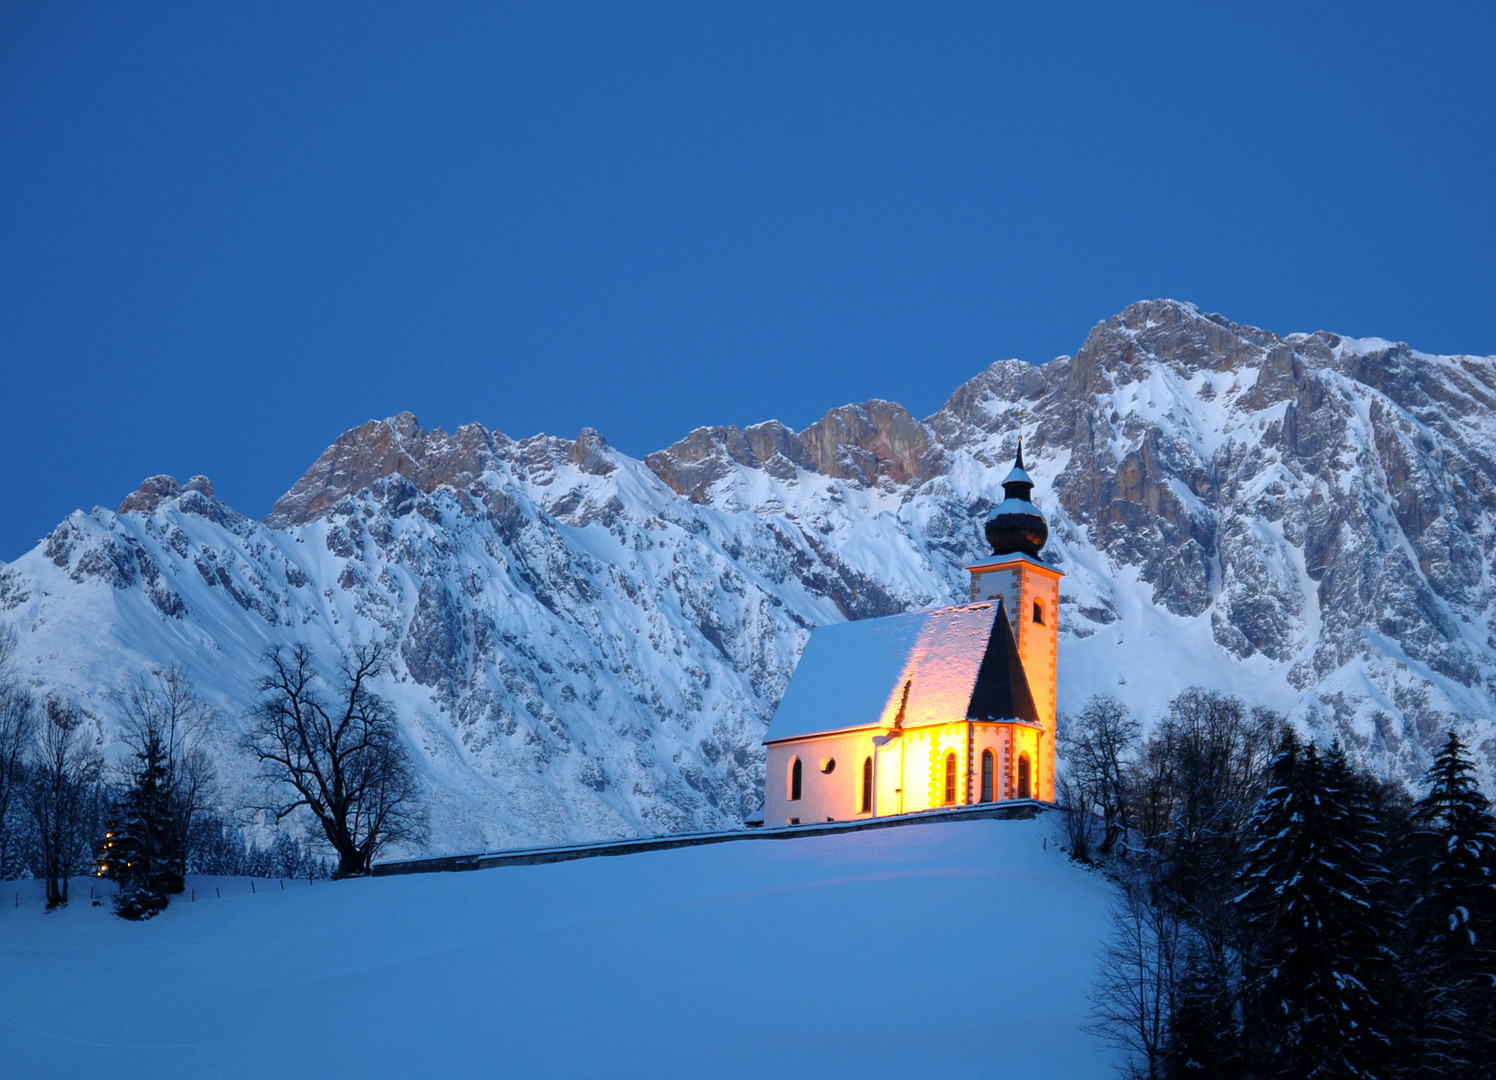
1235,734,1389,1079
109,728,182,919
1402,730,1496,1079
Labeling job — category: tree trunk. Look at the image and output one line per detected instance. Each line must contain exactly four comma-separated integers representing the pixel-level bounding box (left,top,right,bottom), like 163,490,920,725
44,855,66,909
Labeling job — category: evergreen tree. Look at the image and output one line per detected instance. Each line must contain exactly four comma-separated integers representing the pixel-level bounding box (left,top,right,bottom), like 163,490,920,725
109,730,184,920
1403,730,1496,1080
1235,731,1302,1073
1321,741,1395,1067
1165,935,1242,1079
1235,734,1388,1079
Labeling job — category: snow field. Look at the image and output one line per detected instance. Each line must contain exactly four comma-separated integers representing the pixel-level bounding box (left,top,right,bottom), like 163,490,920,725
1,817,1117,1079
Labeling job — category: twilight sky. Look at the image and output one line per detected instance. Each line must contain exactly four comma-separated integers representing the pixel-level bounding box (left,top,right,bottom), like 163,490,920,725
3,2,1493,560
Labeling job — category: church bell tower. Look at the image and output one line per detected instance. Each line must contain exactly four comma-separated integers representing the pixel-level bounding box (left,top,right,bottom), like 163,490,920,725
967,438,1062,800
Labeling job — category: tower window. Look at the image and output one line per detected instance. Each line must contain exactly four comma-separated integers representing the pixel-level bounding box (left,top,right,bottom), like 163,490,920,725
1018,755,1031,800
1033,600,1044,625
860,756,873,814
980,749,994,803
943,752,958,805
789,757,802,801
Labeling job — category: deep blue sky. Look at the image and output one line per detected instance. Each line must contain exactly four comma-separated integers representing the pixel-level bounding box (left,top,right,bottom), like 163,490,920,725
3,3,1493,559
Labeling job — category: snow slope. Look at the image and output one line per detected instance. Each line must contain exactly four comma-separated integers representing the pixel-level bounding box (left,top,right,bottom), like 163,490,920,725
0,816,1116,1080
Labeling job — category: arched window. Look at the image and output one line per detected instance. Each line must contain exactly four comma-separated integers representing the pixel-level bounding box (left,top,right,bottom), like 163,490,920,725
943,752,958,805
1017,755,1031,800
1033,600,1044,625
789,757,802,802
860,756,873,814
980,749,994,803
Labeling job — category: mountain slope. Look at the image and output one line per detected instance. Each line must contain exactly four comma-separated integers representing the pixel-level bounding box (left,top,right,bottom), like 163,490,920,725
3,300,1493,852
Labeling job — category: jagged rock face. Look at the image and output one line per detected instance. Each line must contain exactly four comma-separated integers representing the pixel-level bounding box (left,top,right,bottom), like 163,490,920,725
266,414,506,526
911,301,1496,781
645,399,941,502
4,299,1494,856
118,474,216,515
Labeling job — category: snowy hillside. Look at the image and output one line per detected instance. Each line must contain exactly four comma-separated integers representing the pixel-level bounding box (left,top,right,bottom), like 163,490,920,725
3,299,1494,853
0,816,1117,1080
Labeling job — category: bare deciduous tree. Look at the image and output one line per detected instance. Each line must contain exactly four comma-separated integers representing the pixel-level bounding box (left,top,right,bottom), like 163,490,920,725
0,629,36,873
27,696,102,908
1059,695,1141,859
1130,690,1283,913
246,643,424,877
1056,765,1097,862
1089,878,1186,1080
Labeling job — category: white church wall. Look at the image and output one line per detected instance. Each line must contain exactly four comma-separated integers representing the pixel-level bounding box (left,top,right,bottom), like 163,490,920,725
765,730,880,826
766,722,1038,826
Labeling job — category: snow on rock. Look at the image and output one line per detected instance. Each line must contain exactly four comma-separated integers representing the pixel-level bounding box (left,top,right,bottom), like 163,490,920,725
3,299,1495,854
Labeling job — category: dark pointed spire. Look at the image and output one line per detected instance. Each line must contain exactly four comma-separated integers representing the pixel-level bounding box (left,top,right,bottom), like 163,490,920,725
984,436,1048,558
1002,436,1035,502
966,598,1040,723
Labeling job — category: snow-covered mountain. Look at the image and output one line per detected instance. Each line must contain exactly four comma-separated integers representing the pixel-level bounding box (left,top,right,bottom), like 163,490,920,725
4,300,1493,853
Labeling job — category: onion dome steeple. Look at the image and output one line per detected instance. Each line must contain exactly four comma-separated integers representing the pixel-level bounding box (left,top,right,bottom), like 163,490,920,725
984,437,1048,558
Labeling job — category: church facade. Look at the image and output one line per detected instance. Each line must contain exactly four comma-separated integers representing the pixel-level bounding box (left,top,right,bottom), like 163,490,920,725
763,440,1061,825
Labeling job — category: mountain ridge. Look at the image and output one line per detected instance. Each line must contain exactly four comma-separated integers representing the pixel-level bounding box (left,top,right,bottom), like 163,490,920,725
6,299,1494,854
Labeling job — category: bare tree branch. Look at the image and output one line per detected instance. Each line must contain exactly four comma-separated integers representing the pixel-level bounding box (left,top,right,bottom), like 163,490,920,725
0,628,36,873
27,695,102,908
244,643,425,876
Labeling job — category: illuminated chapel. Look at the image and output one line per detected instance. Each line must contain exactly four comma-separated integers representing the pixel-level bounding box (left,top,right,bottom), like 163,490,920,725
763,440,1061,826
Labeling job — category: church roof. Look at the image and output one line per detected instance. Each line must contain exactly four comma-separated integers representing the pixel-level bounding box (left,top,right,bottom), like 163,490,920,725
966,599,1040,724
763,600,1039,745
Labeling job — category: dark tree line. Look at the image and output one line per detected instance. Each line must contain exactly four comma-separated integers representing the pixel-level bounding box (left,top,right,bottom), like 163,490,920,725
0,652,221,918
1064,689,1495,1080
0,631,105,907
1,632,423,915
190,812,333,879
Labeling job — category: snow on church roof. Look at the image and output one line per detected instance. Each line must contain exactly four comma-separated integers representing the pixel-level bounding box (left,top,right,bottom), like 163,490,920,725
764,601,1038,744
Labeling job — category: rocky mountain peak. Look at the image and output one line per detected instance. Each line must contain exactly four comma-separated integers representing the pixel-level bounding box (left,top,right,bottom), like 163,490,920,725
118,474,218,515
1067,299,1284,395
266,414,503,527
569,427,617,476
646,398,940,502
798,399,941,487
265,412,632,527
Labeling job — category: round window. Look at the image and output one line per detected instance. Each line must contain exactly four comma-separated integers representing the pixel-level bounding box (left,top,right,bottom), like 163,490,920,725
820,757,836,774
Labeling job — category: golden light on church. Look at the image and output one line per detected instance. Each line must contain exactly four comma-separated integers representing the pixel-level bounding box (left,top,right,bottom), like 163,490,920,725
760,437,1059,825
